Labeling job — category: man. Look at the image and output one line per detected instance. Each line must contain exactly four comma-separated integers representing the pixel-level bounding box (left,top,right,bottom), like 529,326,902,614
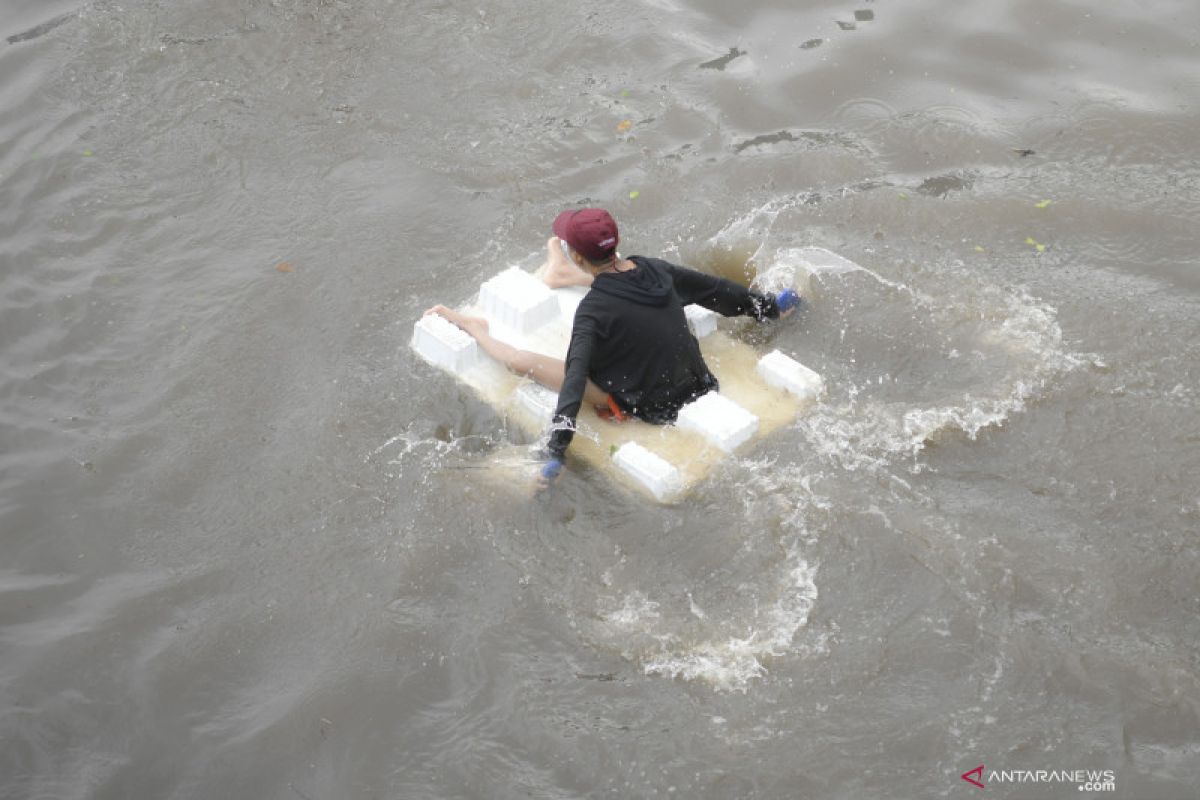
425,208,797,483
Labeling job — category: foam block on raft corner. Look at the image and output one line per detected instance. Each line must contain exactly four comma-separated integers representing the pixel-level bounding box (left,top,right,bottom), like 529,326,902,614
412,313,478,373
478,267,561,334
684,304,718,338
675,392,759,452
513,382,557,423
793,246,862,274
757,350,824,401
612,442,682,501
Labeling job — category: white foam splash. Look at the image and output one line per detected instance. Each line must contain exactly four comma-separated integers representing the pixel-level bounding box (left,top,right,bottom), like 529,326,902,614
604,591,661,627
604,553,819,692
799,285,1084,472
710,196,1086,471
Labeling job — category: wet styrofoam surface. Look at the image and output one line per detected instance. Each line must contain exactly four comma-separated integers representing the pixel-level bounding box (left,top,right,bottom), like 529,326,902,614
612,442,682,501
791,246,864,276
412,313,478,373
675,391,760,452
684,304,718,338
757,349,824,401
514,381,558,423
478,267,560,335
410,259,833,501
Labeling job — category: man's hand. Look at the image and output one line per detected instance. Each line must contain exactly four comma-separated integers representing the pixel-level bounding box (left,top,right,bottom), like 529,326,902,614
536,457,564,491
776,288,801,319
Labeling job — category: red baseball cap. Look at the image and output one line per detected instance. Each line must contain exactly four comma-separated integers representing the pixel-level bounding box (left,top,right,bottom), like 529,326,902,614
552,208,619,262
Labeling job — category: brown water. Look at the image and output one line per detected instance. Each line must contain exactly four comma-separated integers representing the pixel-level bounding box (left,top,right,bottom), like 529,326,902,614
2,1,1198,798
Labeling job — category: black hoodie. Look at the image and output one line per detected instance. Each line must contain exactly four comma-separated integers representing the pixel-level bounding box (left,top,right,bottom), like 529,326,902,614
547,256,781,459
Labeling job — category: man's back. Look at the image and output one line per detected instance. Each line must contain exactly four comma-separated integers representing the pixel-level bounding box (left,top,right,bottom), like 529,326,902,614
547,255,784,460
572,257,717,421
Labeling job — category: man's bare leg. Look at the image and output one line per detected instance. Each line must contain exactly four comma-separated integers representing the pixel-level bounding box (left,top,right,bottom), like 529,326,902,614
424,305,609,407
540,237,595,289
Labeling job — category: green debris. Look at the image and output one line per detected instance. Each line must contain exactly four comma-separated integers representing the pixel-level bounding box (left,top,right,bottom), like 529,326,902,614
609,444,618,457
1035,199,1052,208
897,192,909,199
974,246,985,253
628,190,640,200
1025,237,1046,253
82,149,93,157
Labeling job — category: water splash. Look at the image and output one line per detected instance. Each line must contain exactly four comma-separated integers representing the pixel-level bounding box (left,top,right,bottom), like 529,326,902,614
715,198,1088,473
603,552,820,692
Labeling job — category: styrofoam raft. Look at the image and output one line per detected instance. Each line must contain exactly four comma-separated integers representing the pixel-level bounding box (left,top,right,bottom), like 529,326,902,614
411,263,824,501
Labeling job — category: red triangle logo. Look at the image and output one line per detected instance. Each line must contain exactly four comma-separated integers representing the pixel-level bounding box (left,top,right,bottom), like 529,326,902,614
961,764,985,789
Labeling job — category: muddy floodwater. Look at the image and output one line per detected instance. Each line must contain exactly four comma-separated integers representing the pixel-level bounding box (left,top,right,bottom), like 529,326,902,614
2,1,1198,798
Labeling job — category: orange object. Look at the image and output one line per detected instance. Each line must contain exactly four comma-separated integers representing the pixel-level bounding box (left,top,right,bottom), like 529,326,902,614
596,394,630,422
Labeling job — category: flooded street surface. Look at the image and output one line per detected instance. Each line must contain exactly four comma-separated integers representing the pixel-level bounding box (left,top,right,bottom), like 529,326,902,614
2,1,1198,797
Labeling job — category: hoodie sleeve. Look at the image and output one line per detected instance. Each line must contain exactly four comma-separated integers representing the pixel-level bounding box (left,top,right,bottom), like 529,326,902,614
661,261,780,321
547,309,599,460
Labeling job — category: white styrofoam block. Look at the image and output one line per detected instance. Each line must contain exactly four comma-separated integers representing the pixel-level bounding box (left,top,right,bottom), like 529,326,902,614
684,304,718,338
792,246,861,276
612,442,682,501
675,392,759,452
412,313,478,373
757,350,824,401
514,382,558,422
478,267,560,334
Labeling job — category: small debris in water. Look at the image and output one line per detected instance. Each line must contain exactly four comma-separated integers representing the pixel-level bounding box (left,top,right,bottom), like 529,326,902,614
733,130,798,153
1025,237,1047,253
7,11,75,44
699,47,746,71
275,262,294,273
855,10,875,22
836,21,856,31
616,119,633,133
1012,148,1036,157
917,174,973,197
1035,199,1052,208
628,190,640,200
575,672,617,681
800,39,823,49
